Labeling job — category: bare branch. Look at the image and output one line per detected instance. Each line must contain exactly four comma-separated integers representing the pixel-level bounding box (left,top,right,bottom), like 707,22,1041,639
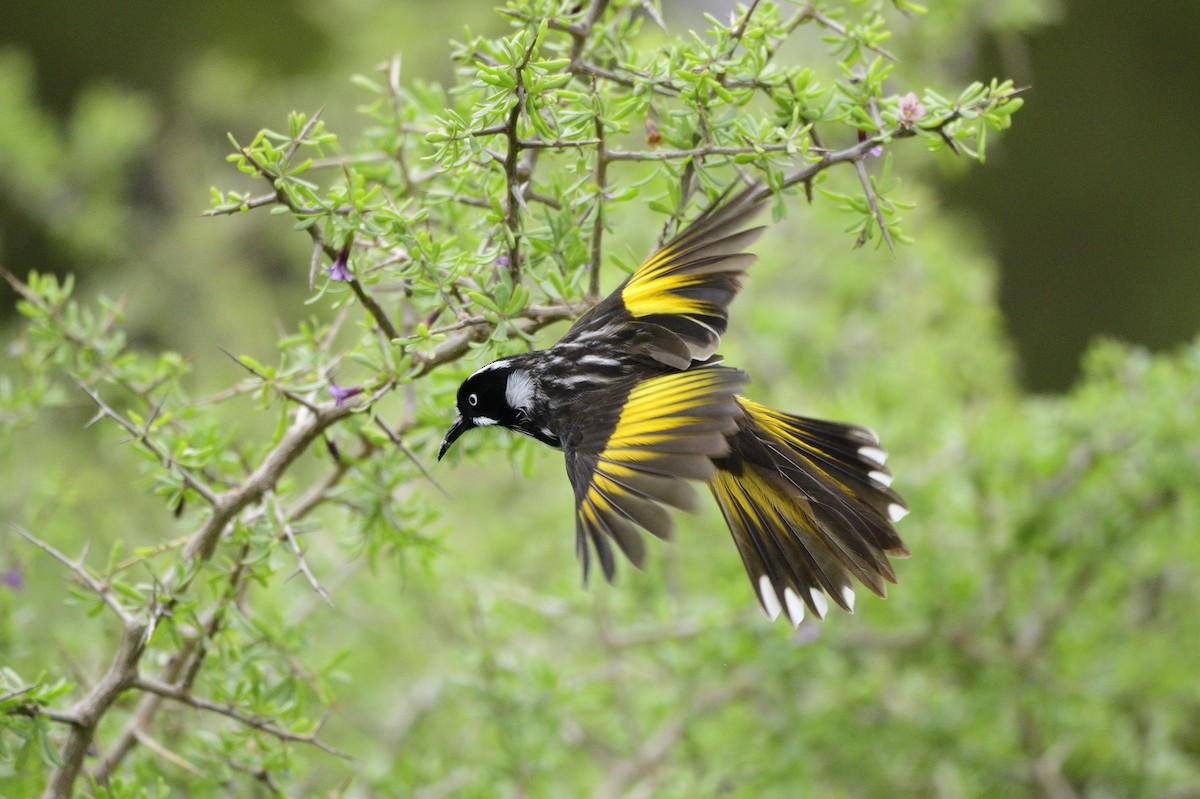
93,541,255,784
42,620,147,799
182,401,356,562
215,346,321,414
502,98,526,285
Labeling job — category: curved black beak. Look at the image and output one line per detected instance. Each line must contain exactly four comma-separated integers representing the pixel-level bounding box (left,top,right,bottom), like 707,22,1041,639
438,415,472,460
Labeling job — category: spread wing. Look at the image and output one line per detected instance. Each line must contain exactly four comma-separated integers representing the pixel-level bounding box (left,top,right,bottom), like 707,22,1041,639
559,185,769,369
562,366,746,582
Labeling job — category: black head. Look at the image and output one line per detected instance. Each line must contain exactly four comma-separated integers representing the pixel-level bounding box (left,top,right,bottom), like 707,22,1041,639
438,357,554,459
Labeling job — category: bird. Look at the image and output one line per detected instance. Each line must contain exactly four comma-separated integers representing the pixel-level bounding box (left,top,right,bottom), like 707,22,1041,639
438,182,909,625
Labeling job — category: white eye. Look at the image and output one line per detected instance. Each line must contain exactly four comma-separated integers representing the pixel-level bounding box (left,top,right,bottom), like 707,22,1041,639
468,393,478,407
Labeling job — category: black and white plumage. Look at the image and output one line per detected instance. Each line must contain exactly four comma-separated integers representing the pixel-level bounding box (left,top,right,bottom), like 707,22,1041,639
439,185,909,625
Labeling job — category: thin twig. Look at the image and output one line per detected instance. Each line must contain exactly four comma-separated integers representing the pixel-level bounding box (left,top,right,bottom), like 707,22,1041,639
73,379,218,505
588,97,608,299
3,684,83,726
854,157,895,253
607,139,800,161
132,727,204,776
269,491,334,607
408,300,589,378
345,274,403,342
14,526,133,624
237,119,403,342
215,346,320,414
726,0,762,54
858,90,895,252
802,4,899,62
131,677,351,759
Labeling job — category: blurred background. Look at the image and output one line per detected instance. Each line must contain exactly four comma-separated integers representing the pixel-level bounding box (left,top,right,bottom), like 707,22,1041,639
3,1,1199,797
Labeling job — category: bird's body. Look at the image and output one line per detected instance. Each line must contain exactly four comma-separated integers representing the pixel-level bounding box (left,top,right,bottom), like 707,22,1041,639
440,184,909,625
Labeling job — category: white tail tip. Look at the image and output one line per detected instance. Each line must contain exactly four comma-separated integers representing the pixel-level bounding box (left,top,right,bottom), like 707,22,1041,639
758,575,782,621
858,445,888,466
783,587,806,626
888,503,909,523
810,588,829,620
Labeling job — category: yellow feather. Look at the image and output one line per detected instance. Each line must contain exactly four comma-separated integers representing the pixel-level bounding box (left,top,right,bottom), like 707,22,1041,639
738,398,848,491
598,461,638,478
712,469,780,528
621,272,713,318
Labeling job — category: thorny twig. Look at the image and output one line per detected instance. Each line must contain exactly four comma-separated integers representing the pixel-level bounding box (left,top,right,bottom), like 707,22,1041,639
14,526,133,624
269,490,335,607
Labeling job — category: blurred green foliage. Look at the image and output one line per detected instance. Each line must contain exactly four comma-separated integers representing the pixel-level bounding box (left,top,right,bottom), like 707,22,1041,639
1,1,1197,798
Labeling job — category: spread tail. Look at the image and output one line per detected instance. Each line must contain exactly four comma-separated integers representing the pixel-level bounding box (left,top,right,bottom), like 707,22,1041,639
709,398,909,625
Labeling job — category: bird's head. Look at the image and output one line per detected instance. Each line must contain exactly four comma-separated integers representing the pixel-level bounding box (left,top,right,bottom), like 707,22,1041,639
438,358,543,459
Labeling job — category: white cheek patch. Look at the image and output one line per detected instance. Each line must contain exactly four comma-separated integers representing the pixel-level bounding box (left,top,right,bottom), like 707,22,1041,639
505,370,535,412
472,416,499,427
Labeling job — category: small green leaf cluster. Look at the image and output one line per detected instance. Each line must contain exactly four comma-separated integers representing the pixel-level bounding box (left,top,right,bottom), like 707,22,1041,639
0,670,72,774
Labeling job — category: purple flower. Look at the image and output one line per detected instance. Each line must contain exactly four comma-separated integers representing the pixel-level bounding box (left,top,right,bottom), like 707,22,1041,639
2,564,24,592
898,92,927,124
495,255,510,268
328,381,364,407
328,245,352,282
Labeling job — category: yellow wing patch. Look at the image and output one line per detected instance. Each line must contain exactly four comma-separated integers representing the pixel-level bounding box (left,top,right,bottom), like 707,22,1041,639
571,367,745,581
613,204,764,364
621,259,716,319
